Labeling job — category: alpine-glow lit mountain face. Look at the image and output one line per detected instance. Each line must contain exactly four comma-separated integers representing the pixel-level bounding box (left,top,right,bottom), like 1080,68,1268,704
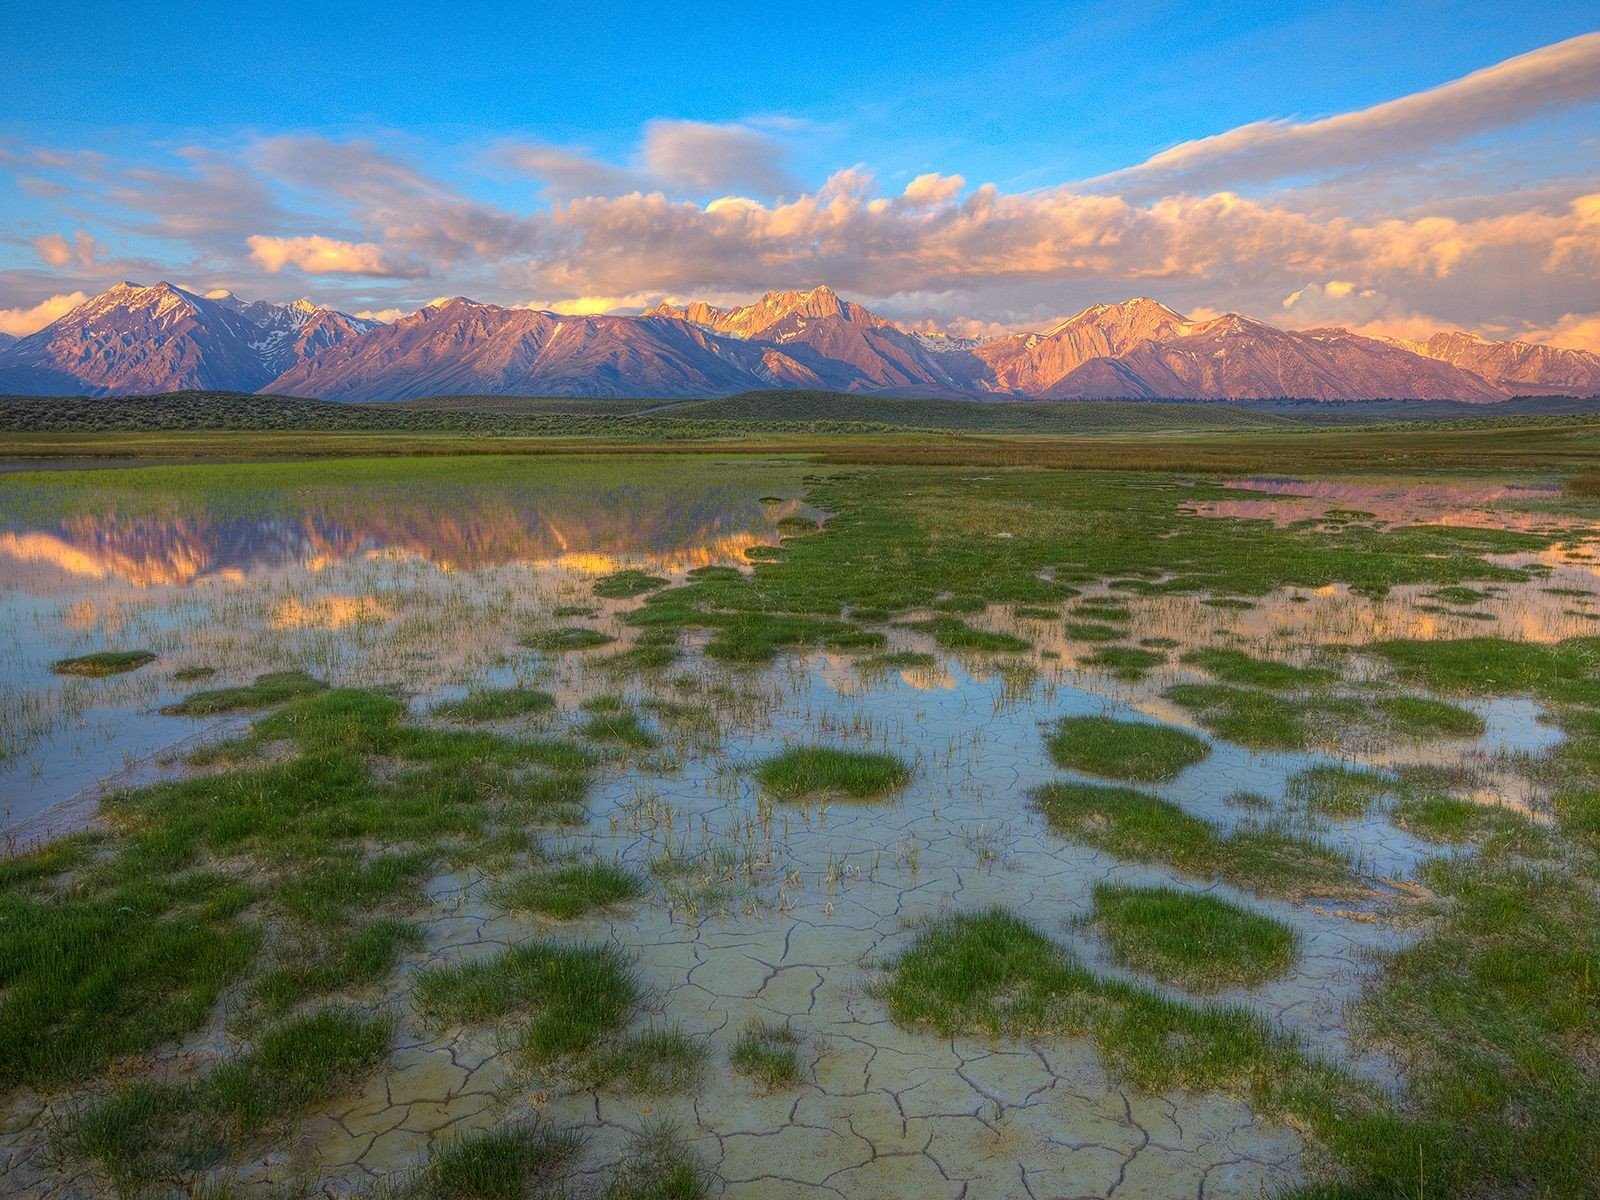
2,282,1597,402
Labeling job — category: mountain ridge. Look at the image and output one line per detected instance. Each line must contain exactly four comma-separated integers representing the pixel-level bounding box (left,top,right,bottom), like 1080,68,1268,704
2,281,1595,403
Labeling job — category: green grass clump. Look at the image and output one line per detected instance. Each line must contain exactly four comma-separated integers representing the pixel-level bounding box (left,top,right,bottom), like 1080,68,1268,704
1089,882,1298,992
0,867,259,1088
1163,682,1360,750
904,616,1029,652
405,1118,584,1200
51,649,156,677
1376,695,1486,738
1286,764,1397,818
1046,716,1209,782
1011,605,1059,620
171,665,217,682
1073,603,1132,622
584,1027,707,1094
1083,645,1166,679
433,687,556,722
490,861,645,919
601,1124,710,1200
729,1019,802,1089
1180,647,1334,689
1064,621,1123,642
255,919,425,1014
593,569,670,599
577,699,658,748
756,745,911,799
1427,586,1485,605
602,628,680,672
776,515,820,534
162,669,326,715
703,612,883,663
1033,781,1355,898
1370,636,1600,705
59,1008,392,1188
414,941,638,1066
523,626,615,652
857,650,939,672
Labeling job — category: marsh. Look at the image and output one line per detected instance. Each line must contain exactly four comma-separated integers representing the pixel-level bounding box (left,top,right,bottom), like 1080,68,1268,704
1,454,1596,1199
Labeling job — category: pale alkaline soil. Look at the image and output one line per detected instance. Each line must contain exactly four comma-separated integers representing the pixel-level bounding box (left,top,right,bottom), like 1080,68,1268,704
0,459,1597,1199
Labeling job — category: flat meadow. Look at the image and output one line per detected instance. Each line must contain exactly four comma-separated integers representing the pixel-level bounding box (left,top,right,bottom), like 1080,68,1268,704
1,435,1597,1199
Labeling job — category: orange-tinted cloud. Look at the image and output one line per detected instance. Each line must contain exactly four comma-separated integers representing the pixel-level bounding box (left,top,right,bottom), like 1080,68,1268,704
247,234,423,278
0,291,89,336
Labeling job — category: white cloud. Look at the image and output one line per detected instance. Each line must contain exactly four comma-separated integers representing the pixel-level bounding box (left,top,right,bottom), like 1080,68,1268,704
1090,33,1600,196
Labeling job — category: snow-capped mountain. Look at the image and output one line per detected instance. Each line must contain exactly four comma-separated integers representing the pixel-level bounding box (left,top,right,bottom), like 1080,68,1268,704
2,281,1595,402
1398,330,1600,397
266,298,828,402
0,282,376,396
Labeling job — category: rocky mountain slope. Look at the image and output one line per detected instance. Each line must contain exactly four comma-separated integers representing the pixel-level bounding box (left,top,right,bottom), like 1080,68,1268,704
2,281,1594,402
0,283,373,395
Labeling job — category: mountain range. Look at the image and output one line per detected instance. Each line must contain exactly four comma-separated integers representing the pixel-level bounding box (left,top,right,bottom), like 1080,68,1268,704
2,281,1597,403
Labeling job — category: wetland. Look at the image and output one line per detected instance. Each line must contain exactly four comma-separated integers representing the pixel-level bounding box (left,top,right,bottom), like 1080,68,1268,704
1,449,1597,1199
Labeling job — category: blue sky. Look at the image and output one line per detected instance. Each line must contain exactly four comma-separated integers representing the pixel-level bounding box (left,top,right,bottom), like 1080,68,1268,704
2,3,1598,344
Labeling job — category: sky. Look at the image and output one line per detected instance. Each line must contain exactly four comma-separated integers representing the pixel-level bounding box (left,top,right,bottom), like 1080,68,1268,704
1,2,1597,347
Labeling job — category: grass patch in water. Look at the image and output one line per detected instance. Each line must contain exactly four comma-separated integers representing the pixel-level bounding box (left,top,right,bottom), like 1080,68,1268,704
1164,683,1361,750
730,1019,803,1089
523,627,615,652
1084,645,1166,679
433,687,556,722
1376,695,1486,738
1047,716,1209,782
1370,636,1600,705
1286,764,1397,818
1181,647,1334,689
756,745,911,799
857,650,939,672
490,860,645,919
578,698,658,748
594,569,670,599
1033,781,1355,898
1063,620,1123,642
1089,882,1299,992
162,669,326,715
51,649,156,677
903,616,1029,652
413,941,638,1066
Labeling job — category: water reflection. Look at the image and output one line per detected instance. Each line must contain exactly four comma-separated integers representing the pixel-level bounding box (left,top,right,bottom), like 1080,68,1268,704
1184,475,1571,532
0,461,816,823
0,479,815,594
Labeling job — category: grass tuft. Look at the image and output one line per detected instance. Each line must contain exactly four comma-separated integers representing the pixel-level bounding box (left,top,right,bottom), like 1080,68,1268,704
51,649,157,677
756,745,911,799
1090,882,1298,992
729,1019,802,1089
490,861,646,919
1046,716,1209,782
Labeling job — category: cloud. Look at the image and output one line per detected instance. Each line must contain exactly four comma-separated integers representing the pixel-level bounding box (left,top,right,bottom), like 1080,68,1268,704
640,120,799,196
247,234,423,278
495,143,649,199
33,231,100,268
0,291,88,336
1519,310,1600,353
500,120,801,200
1090,33,1600,196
